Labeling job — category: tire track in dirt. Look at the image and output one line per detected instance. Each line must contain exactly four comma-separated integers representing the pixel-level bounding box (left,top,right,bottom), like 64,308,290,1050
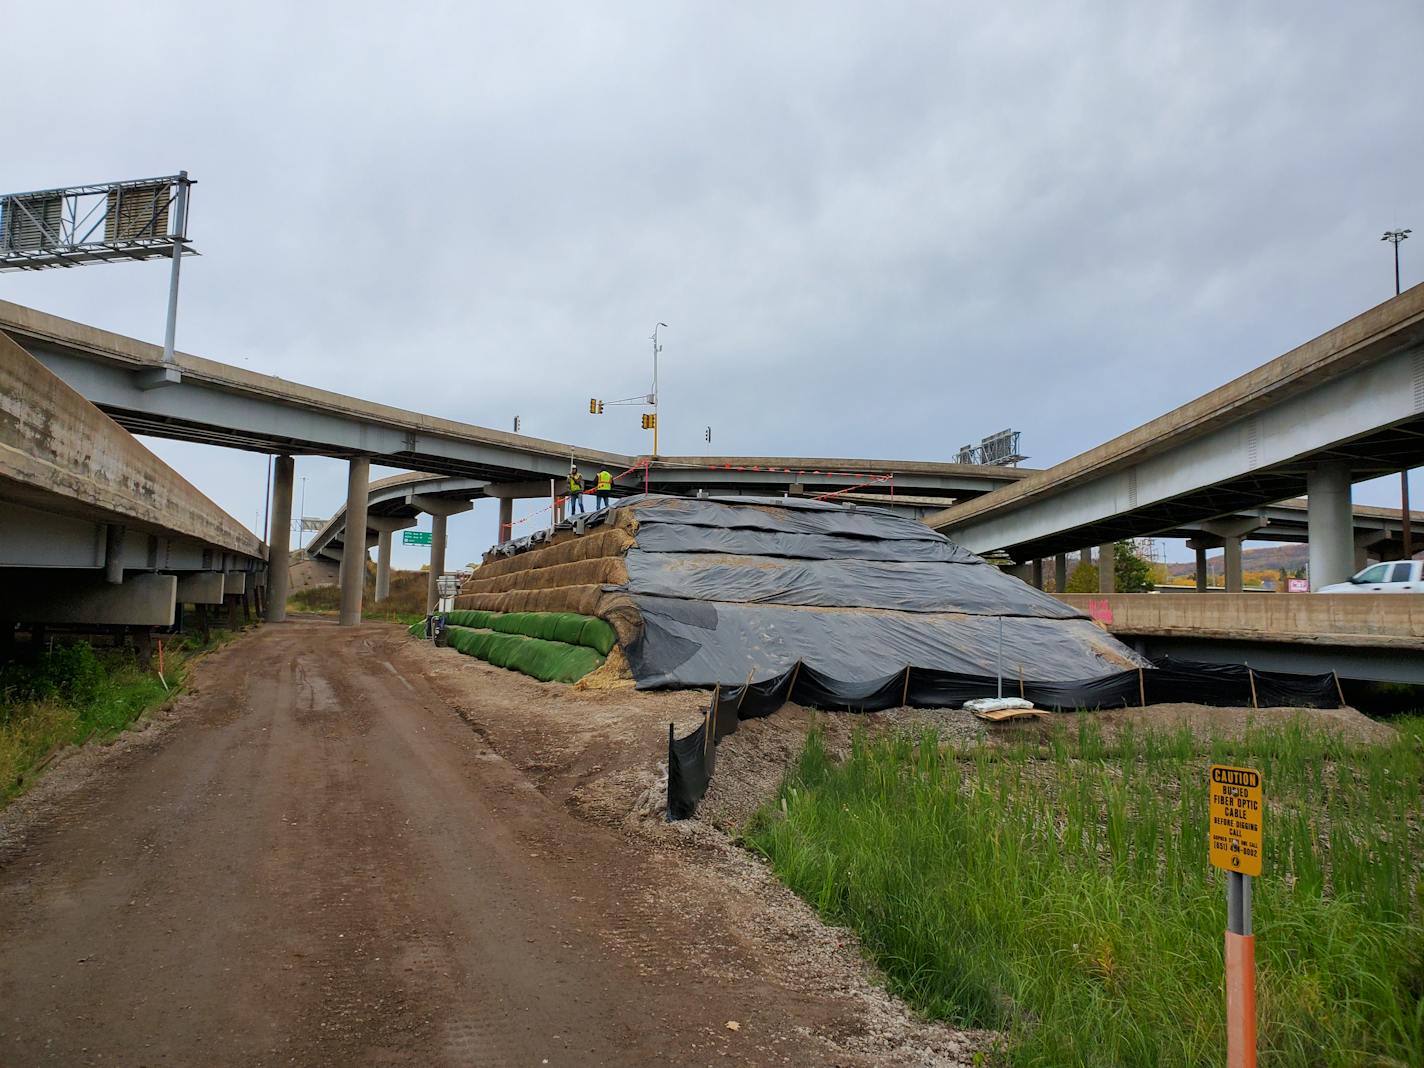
2,620,955,1065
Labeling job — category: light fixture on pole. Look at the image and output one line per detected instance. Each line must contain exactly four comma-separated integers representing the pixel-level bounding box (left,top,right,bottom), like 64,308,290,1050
1382,229,1411,297
1383,228,1414,557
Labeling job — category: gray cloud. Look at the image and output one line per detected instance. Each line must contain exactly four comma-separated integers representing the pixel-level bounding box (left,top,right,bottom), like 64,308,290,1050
6,1,1421,571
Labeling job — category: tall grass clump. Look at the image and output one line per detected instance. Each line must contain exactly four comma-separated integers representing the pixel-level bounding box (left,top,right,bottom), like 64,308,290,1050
746,719,1424,1067
0,638,204,803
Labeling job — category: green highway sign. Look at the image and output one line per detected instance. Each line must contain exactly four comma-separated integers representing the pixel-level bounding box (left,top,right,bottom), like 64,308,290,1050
402,530,433,546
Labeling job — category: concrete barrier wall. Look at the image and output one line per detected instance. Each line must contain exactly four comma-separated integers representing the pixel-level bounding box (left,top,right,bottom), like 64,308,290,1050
1056,593,1424,643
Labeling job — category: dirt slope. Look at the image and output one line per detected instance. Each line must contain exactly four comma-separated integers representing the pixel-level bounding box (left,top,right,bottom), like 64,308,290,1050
0,620,980,1067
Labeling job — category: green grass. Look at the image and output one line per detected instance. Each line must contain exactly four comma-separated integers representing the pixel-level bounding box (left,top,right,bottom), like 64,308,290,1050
745,718,1424,1067
0,637,215,803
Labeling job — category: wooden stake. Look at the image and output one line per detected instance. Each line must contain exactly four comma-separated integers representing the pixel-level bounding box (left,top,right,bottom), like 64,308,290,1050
787,661,802,704
1138,666,1146,707
1018,665,1025,700
736,668,755,713
901,666,911,708
1247,666,1259,710
1333,670,1346,708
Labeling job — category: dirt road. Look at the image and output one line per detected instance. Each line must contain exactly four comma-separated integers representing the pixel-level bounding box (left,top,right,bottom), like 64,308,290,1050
0,621,974,1066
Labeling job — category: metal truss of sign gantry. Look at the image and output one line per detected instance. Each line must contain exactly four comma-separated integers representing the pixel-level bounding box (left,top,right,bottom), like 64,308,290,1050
0,173,195,271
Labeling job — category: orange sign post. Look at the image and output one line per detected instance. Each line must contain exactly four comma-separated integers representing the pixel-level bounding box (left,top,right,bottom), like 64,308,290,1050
1210,764,1262,1068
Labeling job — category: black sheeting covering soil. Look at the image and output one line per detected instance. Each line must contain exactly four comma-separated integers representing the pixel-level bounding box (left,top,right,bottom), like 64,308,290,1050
602,495,1143,688
666,656,1344,819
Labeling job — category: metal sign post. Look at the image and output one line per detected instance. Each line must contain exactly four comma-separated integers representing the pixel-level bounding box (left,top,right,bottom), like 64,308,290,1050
1209,764,1262,1068
1,173,196,377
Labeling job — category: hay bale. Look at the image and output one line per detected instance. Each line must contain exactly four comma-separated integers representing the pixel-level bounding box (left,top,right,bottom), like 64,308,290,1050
463,556,628,596
454,584,607,617
474,528,635,582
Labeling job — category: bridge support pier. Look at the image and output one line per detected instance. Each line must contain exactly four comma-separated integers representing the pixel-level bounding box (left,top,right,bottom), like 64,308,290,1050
1223,536,1243,593
339,457,371,626
1195,545,1208,590
1097,543,1114,593
1054,554,1067,592
498,498,513,544
265,455,294,622
427,513,448,614
375,529,393,602
1030,558,1044,590
1308,461,1354,590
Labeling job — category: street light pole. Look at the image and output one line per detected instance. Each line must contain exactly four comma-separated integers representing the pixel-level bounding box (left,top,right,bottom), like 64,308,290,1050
650,322,668,457
1384,229,1413,557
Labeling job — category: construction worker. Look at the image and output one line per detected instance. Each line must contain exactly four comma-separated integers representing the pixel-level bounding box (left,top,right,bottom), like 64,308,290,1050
595,468,613,510
567,463,585,514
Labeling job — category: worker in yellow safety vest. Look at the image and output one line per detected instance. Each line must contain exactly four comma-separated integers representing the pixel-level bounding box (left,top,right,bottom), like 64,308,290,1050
595,469,613,511
567,463,585,515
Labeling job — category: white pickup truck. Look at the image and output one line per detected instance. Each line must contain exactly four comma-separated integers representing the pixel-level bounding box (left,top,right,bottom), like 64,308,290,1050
1317,560,1422,593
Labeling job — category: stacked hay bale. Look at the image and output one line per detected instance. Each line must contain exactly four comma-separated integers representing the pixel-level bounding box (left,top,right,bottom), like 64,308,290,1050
454,521,643,648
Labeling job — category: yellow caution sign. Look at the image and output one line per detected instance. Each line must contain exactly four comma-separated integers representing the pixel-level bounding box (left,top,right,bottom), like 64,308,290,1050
1209,765,1263,877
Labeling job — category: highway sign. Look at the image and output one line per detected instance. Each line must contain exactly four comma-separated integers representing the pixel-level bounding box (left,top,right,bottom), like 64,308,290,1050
402,530,432,546
1209,765,1263,876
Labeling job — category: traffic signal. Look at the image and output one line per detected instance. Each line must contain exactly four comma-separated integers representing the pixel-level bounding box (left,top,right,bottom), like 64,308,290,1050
641,413,657,430
589,398,604,414
513,415,521,432
704,426,712,443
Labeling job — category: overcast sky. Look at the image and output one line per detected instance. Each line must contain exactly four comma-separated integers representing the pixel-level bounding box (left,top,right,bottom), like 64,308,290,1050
6,2,1422,571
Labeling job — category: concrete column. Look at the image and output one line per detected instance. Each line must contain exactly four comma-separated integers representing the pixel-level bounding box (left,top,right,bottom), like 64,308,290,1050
1307,461,1354,590
1223,535,1243,593
1097,543,1114,593
1053,554,1067,592
1195,545,1208,591
498,498,513,544
426,513,448,614
338,457,371,626
104,524,126,584
265,455,295,622
1030,558,1044,590
375,529,393,602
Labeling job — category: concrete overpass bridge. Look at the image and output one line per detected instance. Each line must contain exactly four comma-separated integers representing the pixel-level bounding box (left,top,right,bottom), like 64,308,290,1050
1,299,1026,623
931,284,1424,590
1029,498,1422,593
0,333,265,639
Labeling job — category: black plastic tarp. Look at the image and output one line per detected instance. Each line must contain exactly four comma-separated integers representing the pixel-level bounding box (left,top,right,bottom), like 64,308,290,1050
665,655,1344,819
624,595,1138,689
627,495,956,541
602,495,1146,693
623,550,1082,617
632,523,977,563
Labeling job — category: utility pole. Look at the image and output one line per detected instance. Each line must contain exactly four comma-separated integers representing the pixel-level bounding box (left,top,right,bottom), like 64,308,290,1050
1384,229,1413,557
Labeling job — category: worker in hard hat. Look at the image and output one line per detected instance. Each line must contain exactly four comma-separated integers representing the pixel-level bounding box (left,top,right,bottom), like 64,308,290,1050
567,463,585,515
595,468,613,511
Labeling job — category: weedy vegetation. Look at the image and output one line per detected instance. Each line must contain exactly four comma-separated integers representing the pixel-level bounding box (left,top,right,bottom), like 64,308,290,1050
746,716,1424,1067
0,635,218,804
